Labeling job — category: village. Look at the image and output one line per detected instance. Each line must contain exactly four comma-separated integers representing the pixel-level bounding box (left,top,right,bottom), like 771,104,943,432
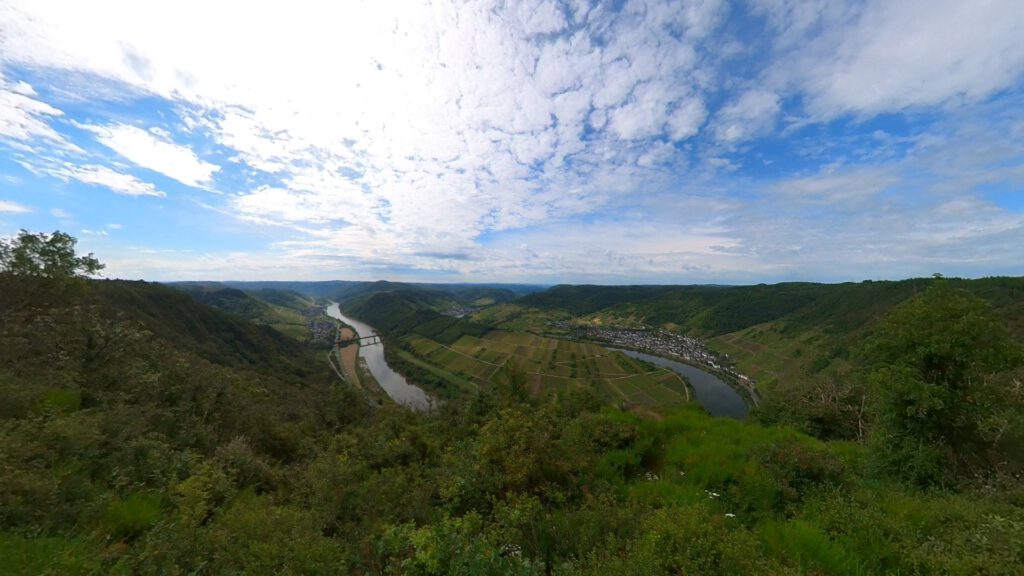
304,307,338,345
440,303,479,318
555,321,754,386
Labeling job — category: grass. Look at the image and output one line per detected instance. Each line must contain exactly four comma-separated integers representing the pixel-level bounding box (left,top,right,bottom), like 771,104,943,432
270,323,307,340
469,304,570,333
261,302,311,340
0,533,101,575
709,322,845,393
394,348,478,395
103,492,161,540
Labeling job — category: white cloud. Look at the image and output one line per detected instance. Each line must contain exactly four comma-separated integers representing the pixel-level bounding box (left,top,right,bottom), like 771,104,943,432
637,141,678,167
50,207,72,219
79,123,219,188
712,90,780,143
0,73,74,147
767,0,1024,117
0,200,32,213
45,163,165,197
107,223,123,229
668,97,707,140
770,167,901,205
0,0,721,255
10,80,36,96
233,186,345,225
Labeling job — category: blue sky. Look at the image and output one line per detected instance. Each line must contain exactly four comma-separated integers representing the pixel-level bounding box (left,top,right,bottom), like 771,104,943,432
1,0,1023,284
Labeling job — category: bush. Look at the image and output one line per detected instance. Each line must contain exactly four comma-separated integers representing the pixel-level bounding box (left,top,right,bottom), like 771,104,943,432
103,492,162,540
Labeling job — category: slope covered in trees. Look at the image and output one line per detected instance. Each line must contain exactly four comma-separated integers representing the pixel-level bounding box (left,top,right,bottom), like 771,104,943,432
170,281,321,341
518,277,1024,338
2,233,1022,574
4,274,1022,574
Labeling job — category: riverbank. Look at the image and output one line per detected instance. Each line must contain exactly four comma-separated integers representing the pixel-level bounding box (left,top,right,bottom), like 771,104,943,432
607,346,750,419
336,326,360,386
325,303,432,410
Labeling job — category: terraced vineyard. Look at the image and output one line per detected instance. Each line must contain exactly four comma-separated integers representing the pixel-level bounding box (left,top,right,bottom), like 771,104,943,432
708,322,851,393
401,330,691,409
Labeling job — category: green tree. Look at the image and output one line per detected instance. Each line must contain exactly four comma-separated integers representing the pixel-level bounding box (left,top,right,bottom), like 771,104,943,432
865,280,1021,485
0,230,103,278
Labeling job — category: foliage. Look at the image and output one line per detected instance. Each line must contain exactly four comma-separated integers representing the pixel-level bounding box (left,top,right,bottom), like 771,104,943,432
169,282,320,341
103,492,162,540
864,280,1023,484
0,229,103,278
518,277,1024,338
2,239,1023,574
756,376,869,440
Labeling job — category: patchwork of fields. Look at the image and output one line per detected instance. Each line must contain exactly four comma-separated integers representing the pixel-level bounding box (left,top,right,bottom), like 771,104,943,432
402,330,692,409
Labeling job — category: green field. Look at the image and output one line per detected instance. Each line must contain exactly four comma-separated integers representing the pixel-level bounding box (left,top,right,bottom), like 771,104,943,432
469,304,570,333
401,329,692,411
260,300,314,340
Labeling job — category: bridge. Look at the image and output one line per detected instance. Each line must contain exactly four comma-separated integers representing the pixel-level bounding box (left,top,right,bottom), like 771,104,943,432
337,333,381,348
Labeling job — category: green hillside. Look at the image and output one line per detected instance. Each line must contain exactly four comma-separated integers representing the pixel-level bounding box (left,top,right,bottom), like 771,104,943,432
1,272,368,573
171,281,320,341
519,277,1024,336
4,272,1022,574
168,282,268,318
494,277,1024,439
2,234,1023,574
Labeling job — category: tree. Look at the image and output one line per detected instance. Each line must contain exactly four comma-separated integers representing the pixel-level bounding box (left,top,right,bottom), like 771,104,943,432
0,230,103,278
864,280,1021,485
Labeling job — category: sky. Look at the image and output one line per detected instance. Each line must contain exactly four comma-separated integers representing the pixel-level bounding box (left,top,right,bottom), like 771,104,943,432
1,0,1023,284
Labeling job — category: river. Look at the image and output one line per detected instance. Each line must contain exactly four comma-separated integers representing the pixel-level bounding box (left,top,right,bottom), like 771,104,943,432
610,348,749,419
324,303,744,417
325,303,432,410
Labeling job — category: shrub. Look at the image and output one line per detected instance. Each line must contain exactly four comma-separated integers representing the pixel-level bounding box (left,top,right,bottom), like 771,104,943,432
103,492,161,540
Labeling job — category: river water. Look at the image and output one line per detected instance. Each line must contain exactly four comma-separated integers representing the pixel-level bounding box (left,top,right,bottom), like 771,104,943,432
325,303,744,417
610,348,749,419
325,303,431,410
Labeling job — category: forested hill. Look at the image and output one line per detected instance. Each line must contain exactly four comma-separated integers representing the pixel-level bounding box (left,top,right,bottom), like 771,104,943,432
168,281,321,341
164,282,274,327
1,272,373,572
216,279,542,308
518,277,1024,337
340,289,491,345
90,280,314,375
5,272,1023,574
3,232,1024,574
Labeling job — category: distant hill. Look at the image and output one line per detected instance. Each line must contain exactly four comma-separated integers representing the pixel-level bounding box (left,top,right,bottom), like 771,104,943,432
0,275,346,458
92,280,316,375
213,280,543,307
509,277,1024,415
340,290,490,346
170,282,272,321
0,273,372,570
169,281,320,341
518,277,1024,338
4,256,1022,575
222,280,359,299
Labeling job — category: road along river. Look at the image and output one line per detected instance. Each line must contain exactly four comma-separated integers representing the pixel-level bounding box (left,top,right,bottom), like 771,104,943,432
325,303,431,410
609,348,749,419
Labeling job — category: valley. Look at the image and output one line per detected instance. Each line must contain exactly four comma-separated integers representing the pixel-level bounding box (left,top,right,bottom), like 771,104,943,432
4,244,1023,574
